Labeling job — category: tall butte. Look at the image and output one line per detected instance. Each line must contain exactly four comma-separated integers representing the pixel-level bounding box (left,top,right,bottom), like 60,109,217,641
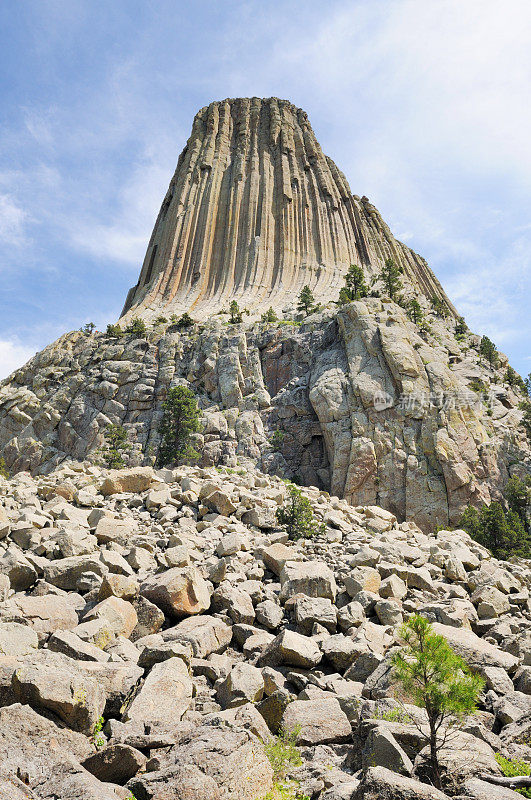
121,97,453,321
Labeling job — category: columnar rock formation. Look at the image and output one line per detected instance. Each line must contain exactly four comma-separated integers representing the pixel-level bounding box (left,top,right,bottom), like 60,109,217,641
0,97,528,533
121,97,454,322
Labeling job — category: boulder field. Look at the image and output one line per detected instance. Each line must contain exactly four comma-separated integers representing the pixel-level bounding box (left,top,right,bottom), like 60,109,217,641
0,462,529,799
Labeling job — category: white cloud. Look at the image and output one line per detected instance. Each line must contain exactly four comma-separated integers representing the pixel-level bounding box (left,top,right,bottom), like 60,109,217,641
68,145,173,265
0,194,28,247
0,340,35,380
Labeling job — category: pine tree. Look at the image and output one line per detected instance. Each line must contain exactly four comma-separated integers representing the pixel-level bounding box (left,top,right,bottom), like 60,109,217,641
174,312,194,329
105,324,123,338
505,475,531,531
229,301,243,323
504,366,519,387
343,265,368,301
276,484,324,539
379,258,402,299
479,335,498,367
392,615,484,788
430,296,450,318
99,424,132,469
455,316,468,337
81,322,96,334
126,318,147,337
407,299,424,325
459,501,531,559
157,386,201,466
261,307,278,323
297,285,317,316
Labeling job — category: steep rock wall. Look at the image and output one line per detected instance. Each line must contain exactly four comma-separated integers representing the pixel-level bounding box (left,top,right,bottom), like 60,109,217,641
1,300,526,531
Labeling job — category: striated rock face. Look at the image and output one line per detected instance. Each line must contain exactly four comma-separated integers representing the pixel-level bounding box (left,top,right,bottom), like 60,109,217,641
1,299,528,531
121,97,453,322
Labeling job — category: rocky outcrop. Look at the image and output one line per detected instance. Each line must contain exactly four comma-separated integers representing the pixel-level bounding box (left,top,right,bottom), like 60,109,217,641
121,97,454,323
1,298,528,531
0,462,529,798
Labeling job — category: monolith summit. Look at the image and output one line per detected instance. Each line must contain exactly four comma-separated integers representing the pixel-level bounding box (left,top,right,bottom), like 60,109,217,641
121,97,453,322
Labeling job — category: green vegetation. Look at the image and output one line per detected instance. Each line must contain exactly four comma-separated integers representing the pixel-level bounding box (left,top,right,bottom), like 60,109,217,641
337,264,368,305
379,258,402,300
374,706,413,724
430,295,449,318
270,430,285,452
479,335,498,367
407,299,424,325
105,323,124,338
80,322,96,334
229,300,243,323
495,754,531,797
261,307,279,323
92,716,105,749
157,385,201,467
99,424,132,469
297,285,318,316
276,484,325,540
519,398,531,442
504,366,521,388
264,785,310,800
458,501,531,560
265,729,302,778
469,378,487,394
154,315,168,325
455,316,468,338
0,457,9,479
392,614,484,789
505,475,531,530
125,317,147,337
172,312,194,329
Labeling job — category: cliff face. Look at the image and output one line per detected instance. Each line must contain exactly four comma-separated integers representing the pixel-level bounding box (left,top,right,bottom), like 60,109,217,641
0,97,528,531
121,97,453,322
0,300,527,532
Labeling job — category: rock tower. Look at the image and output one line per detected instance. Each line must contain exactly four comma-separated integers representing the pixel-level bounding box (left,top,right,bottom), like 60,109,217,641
0,97,528,532
121,97,453,321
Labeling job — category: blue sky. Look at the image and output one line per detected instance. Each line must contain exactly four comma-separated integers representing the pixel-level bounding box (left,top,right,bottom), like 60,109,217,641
1,0,530,379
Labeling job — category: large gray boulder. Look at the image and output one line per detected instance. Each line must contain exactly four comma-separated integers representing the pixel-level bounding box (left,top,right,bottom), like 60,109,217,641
281,698,351,744
0,703,121,800
258,628,322,668
279,560,337,602
141,566,211,618
363,722,414,775
123,656,192,730
353,766,451,799
432,623,519,672
216,662,264,708
11,650,106,734
127,720,273,800
163,614,233,657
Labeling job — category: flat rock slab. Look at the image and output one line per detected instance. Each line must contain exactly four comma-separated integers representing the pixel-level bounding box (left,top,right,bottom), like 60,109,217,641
353,766,451,799
432,622,519,672
128,720,272,800
463,777,527,799
282,698,351,744
123,656,192,730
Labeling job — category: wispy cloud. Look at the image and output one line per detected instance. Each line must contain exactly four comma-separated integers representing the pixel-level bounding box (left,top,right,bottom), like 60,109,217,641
0,339,35,381
0,194,28,247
